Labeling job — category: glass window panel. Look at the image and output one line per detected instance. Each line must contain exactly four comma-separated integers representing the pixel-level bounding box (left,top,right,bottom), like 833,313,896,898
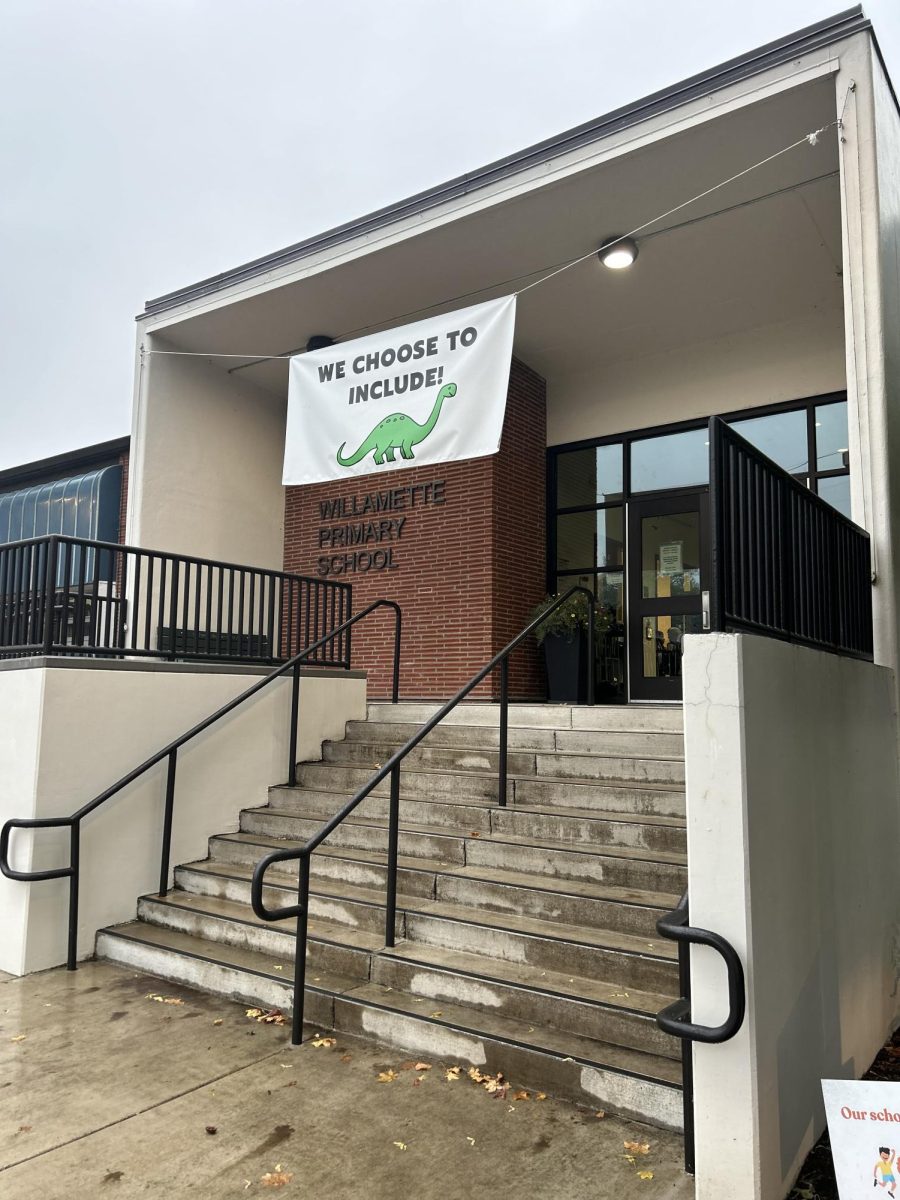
815,401,850,472
630,429,709,492
817,474,851,519
556,444,623,508
556,507,623,571
556,571,626,701
640,614,703,679
640,511,702,599
730,409,808,474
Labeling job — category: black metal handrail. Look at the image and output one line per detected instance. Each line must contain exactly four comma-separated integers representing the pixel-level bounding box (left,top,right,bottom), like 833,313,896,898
655,892,746,1174
251,586,595,1045
709,416,873,659
0,599,401,971
0,533,352,666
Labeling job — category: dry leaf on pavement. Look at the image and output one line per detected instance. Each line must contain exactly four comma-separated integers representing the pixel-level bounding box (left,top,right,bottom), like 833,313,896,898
393,1141,408,1151
445,1066,462,1081
377,1069,398,1083
624,1141,650,1155
260,1168,294,1187
310,1036,336,1048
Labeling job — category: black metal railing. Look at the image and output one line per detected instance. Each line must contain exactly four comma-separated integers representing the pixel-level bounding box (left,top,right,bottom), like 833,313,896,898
708,417,873,659
0,534,352,666
0,599,401,971
251,586,595,1045
656,892,746,1175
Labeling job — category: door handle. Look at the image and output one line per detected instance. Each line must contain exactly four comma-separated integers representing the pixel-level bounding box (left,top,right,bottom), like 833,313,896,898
701,590,711,630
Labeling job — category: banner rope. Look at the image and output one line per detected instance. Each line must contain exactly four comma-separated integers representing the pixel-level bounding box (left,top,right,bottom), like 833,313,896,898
142,118,840,363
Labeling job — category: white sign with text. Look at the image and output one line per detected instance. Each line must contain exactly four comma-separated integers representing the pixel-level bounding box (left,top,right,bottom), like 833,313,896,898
283,295,516,486
822,1080,900,1197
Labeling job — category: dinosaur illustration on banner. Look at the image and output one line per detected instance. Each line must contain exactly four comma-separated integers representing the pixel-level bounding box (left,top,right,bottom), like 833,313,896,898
336,383,457,468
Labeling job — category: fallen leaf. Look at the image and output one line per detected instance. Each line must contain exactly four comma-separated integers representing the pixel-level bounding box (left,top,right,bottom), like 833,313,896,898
638,1171,654,1181
310,1036,336,1048
470,831,481,838
279,1063,292,1070
340,1054,353,1063
466,1136,476,1146
429,1010,443,1018
272,965,284,972
10,1035,26,1043
595,1110,606,1119
206,1125,218,1135
393,1141,407,1151
445,1066,462,1081
146,993,184,1006
212,1019,223,1027
536,1093,547,1101
513,1090,529,1101
624,1155,636,1166
467,1067,485,1083
17,1125,32,1134
377,1070,398,1083
260,1170,294,1188
414,1062,432,1071
624,1141,650,1155
246,1008,287,1026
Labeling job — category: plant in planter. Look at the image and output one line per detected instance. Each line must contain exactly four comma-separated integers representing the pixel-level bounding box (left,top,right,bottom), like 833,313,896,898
531,592,612,703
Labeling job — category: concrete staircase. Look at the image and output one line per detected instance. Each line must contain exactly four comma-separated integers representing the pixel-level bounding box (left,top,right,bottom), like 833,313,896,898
97,702,687,1129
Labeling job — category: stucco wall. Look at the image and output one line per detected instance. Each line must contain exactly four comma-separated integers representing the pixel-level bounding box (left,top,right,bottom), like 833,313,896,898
683,632,900,1200
0,660,366,976
547,309,846,447
128,336,286,568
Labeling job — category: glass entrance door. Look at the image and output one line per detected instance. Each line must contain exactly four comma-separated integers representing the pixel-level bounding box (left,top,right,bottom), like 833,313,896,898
627,493,708,701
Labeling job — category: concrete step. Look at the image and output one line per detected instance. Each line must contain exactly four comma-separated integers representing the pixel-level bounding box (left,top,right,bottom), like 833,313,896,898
371,943,680,1059
341,720,685,759
96,920,683,1127
512,776,684,818
366,702,683,734
297,758,685,808
174,860,679,994
238,808,688,894
266,786,687,854
210,832,679,938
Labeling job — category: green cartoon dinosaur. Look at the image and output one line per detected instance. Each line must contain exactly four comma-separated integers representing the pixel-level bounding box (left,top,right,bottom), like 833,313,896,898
336,382,457,468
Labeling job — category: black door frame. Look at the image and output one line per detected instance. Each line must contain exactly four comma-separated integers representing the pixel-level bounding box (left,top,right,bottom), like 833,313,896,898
627,491,710,702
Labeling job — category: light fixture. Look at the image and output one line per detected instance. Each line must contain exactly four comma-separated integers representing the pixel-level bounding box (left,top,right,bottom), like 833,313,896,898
598,236,639,270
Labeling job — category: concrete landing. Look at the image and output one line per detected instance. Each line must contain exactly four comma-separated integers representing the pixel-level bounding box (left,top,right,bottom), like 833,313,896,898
0,962,693,1199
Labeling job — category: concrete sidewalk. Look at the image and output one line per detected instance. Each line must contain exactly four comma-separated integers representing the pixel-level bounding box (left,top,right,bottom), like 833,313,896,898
0,961,693,1198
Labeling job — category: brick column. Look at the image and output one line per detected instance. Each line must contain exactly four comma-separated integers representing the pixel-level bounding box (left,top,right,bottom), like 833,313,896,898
283,358,547,699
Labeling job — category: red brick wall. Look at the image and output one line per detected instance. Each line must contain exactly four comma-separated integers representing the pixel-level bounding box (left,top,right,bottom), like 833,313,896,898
118,449,129,544
283,359,548,699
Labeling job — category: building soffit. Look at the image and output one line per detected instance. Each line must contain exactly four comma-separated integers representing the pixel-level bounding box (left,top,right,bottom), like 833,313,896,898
139,9,873,334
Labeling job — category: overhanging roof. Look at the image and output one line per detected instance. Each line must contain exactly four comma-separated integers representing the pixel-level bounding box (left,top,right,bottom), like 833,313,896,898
142,7,874,319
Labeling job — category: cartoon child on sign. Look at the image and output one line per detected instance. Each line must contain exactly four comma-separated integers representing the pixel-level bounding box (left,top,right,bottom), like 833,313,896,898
875,1147,897,1195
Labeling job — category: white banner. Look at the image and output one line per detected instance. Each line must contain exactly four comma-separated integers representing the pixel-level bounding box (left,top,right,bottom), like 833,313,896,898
283,295,516,486
823,1080,900,1197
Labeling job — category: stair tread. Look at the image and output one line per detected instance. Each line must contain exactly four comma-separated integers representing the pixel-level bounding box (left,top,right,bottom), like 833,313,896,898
269,784,687,828
175,860,679,961
378,940,676,1013
303,760,685,785
328,739,684,763
143,888,385,952
99,920,681,1088
212,831,682,908
247,808,689,866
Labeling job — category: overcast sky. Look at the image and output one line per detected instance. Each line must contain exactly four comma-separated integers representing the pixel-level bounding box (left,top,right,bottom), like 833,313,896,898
1,1,898,472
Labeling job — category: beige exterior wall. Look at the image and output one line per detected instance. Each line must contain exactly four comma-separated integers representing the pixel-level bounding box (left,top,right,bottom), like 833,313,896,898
683,633,900,1200
0,661,366,976
546,308,846,446
128,335,287,568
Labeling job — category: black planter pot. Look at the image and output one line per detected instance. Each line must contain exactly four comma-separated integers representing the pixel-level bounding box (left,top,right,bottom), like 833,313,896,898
542,631,589,703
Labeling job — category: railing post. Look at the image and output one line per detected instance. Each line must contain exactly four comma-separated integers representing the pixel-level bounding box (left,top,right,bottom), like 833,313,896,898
498,658,509,807
159,749,177,896
288,662,301,787
168,560,180,660
42,537,59,655
585,594,595,706
67,820,80,970
392,605,402,702
385,764,401,946
291,854,310,1046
